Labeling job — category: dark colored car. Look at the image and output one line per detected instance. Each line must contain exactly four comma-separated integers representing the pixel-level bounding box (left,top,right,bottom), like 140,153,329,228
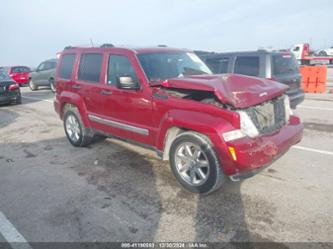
29,59,57,92
0,71,22,105
0,66,31,86
54,45,303,194
196,50,305,109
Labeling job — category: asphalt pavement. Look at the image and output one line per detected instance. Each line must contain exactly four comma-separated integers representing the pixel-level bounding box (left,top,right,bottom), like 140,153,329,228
0,87,332,247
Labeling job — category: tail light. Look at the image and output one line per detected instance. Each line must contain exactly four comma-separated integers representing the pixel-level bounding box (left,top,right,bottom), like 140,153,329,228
9,84,19,91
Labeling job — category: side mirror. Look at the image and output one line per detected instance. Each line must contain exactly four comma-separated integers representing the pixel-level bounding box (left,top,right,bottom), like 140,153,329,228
117,76,140,90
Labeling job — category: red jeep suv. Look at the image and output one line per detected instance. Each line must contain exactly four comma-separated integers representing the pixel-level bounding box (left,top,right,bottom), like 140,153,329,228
54,45,303,194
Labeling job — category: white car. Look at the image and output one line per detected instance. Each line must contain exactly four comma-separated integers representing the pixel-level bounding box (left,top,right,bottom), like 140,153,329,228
318,46,333,56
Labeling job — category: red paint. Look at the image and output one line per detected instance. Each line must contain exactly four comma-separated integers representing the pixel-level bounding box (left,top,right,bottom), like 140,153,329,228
160,74,288,108
54,46,303,177
7,66,30,85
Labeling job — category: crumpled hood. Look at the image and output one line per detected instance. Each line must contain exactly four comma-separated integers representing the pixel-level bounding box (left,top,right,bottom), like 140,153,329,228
161,74,289,108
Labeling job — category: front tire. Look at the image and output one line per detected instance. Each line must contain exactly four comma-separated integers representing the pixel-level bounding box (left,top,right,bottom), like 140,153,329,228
29,79,38,91
63,105,93,147
169,131,225,194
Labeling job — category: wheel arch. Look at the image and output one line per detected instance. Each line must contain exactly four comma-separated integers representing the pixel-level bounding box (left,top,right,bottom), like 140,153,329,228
59,92,91,127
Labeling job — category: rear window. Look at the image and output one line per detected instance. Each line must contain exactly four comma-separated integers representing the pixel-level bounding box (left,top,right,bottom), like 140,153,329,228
272,54,299,76
234,56,259,76
78,53,103,82
59,54,76,79
205,57,230,74
11,66,30,73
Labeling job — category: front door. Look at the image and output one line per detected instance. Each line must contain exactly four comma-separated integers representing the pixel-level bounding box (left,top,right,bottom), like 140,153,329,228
88,53,154,146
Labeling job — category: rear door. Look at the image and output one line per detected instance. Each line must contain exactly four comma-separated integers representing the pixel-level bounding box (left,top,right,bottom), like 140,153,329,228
40,61,57,84
73,52,104,116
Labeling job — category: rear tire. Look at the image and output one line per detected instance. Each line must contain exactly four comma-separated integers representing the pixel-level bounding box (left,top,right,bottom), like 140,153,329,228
29,79,38,91
11,92,22,105
63,105,93,147
50,78,56,93
169,131,225,194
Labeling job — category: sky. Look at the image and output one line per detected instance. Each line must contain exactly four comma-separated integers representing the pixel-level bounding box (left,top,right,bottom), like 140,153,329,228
1,0,332,67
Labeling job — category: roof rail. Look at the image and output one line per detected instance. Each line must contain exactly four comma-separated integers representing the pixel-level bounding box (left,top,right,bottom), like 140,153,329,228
100,43,115,48
64,46,76,50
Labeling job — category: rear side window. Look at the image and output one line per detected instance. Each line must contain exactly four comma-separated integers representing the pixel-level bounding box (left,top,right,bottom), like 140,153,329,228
59,54,76,79
272,54,299,76
107,55,138,85
234,56,259,76
78,53,103,82
206,57,230,74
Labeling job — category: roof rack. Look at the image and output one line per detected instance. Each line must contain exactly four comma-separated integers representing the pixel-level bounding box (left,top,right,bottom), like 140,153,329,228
100,43,115,48
64,46,76,50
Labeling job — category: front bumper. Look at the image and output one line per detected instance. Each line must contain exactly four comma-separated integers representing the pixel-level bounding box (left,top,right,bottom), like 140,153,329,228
216,115,303,177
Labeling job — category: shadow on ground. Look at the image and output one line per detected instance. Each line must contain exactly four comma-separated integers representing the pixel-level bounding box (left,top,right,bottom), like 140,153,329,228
0,135,288,246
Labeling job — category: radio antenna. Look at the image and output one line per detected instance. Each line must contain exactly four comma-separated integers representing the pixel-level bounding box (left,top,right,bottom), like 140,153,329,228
90,38,94,47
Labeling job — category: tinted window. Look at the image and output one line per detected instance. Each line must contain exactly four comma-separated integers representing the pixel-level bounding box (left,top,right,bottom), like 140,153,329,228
11,66,30,73
59,54,76,79
44,61,57,70
272,54,299,76
78,53,103,82
107,55,137,85
206,57,229,74
234,56,259,76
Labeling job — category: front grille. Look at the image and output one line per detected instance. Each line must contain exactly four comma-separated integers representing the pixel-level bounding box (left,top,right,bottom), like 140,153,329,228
244,96,286,134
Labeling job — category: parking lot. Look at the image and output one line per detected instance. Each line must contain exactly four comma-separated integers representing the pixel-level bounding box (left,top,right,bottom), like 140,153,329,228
0,85,333,246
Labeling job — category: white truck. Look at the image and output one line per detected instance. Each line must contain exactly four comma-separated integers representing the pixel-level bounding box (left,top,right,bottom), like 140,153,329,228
291,43,333,65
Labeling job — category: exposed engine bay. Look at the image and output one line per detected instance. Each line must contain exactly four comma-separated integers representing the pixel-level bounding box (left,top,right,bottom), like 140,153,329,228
163,87,290,137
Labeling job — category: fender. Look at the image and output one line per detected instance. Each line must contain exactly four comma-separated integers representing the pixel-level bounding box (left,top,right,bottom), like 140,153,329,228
155,109,238,175
58,91,91,127
156,109,235,151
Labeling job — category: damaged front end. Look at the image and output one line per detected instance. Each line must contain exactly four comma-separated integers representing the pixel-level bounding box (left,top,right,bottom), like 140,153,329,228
236,95,292,138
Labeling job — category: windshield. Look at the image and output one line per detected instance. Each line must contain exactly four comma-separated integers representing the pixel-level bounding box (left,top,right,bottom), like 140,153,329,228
138,52,212,81
0,71,13,82
11,66,30,73
272,54,299,76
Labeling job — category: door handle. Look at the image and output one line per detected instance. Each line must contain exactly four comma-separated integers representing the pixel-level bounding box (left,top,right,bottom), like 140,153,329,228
72,84,81,89
100,89,113,95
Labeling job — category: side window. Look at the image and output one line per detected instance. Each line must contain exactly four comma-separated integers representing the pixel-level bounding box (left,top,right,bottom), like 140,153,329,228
78,53,103,83
46,61,56,69
44,62,52,70
59,54,76,79
234,56,259,77
37,63,45,71
107,55,138,85
206,57,230,74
